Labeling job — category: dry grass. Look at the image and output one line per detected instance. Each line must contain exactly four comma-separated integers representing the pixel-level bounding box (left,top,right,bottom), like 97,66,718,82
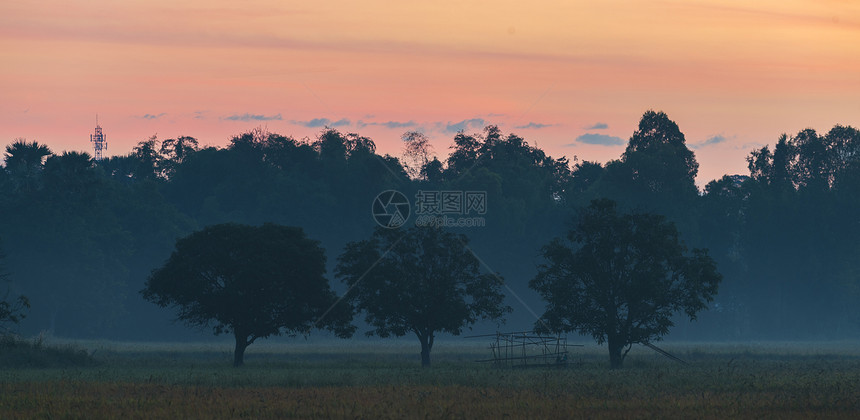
1,340,859,418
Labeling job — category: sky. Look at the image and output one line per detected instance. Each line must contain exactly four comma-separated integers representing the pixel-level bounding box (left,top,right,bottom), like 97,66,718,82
2,0,859,185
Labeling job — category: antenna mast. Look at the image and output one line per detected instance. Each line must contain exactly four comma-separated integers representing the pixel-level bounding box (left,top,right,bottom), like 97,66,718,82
90,114,107,160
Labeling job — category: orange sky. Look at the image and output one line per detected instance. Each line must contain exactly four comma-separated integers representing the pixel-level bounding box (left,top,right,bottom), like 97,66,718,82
2,0,859,184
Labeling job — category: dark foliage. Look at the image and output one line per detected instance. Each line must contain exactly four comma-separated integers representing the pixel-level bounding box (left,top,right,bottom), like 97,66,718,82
142,223,354,366
531,199,721,368
336,226,510,367
0,239,29,334
0,295,29,334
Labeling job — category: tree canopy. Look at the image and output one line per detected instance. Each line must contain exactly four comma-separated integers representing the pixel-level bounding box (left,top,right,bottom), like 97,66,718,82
336,226,511,367
530,199,721,368
142,223,354,366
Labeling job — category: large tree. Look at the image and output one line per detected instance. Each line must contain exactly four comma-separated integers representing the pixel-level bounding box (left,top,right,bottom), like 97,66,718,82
0,238,28,334
530,199,721,368
142,223,354,366
588,111,700,236
336,226,510,367
622,110,698,194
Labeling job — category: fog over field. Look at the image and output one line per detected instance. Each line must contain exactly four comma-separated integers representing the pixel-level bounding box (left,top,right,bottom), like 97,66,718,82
4,116,860,347
3,1,860,417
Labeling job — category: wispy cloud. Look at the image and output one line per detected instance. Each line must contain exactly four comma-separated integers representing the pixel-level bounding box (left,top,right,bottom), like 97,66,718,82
223,113,283,122
357,120,417,129
445,118,486,133
295,118,329,128
584,122,609,130
379,120,416,129
290,117,350,128
738,141,765,151
691,134,732,149
702,134,727,146
569,133,626,146
193,111,207,120
138,113,167,120
515,122,553,129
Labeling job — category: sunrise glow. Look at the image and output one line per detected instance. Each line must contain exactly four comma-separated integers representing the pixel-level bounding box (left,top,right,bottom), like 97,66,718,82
2,0,859,183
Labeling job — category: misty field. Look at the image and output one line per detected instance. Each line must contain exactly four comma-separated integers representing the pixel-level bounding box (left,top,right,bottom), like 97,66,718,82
2,340,859,419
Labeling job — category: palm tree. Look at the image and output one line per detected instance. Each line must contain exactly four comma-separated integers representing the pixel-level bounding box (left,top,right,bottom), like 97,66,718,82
3,139,52,192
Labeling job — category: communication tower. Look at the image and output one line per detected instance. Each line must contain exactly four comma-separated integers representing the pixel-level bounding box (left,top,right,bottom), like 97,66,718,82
90,115,107,160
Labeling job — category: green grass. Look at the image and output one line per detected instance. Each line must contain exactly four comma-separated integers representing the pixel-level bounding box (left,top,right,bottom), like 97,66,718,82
2,338,860,418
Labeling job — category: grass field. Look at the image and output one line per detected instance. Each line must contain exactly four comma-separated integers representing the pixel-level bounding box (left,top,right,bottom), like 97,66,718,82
2,338,860,418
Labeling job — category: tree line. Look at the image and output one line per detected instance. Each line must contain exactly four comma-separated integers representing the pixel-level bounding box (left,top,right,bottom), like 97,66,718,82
2,111,860,347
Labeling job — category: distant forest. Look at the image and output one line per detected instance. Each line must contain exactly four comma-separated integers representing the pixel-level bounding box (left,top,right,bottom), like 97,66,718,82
2,110,859,341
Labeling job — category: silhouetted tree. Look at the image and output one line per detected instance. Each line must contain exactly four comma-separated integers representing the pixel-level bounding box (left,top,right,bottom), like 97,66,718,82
770,134,796,190
0,239,28,334
336,226,511,367
737,125,860,337
587,111,699,226
828,125,860,179
97,154,138,182
446,131,482,176
0,293,28,335
401,131,433,179
0,147,130,336
3,139,52,193
440,126,570,245
314,128,350,163
793,129,831,192
0,291,29,335
4,115,860,343
159,136,199,177
566,160,604,197
132,135,162,180
420,157,445,185
44,152,96,196
531,199,721,368
623,110,698,187
160,136,199,164
142,223,354,366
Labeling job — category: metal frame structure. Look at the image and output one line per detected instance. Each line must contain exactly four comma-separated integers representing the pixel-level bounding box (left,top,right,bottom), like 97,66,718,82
90,115,107,161
468,331,581,368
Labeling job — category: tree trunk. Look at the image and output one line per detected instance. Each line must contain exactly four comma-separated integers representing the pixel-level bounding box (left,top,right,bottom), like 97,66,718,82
419,332,434,368
608,335,624,369
233,333,249,367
